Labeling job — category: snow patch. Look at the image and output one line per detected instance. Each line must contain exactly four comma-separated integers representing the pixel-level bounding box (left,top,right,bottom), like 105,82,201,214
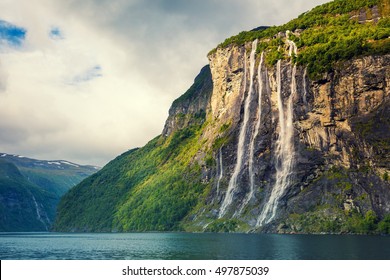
60,161,79,167
48,161,61,165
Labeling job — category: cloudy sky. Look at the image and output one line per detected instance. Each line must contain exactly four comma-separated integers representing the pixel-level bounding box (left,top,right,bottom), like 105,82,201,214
0,0,328,166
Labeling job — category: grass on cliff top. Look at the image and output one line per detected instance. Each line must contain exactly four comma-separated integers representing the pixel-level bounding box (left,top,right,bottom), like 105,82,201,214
209,0,390,79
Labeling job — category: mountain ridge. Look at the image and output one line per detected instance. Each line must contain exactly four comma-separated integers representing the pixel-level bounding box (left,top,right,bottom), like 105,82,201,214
0,153,99,231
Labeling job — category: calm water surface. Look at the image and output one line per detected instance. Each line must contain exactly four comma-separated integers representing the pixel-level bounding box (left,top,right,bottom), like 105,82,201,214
1,232,389,260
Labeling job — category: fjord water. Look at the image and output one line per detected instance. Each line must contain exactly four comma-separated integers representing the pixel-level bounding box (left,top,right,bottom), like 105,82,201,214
1,232,390,260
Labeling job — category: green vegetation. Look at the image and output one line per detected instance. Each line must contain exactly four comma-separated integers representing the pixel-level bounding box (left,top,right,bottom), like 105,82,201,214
287,207,390,234
114,126,206,231
284,164,390,234
171,65,211,108
209,0,390,79
219,122,231,133
55,121,209,232
0,160,57,231
18,167,94,197
206,219,239,232
378,214,390,234
0,155,97,231
384,172,389,181
286,208,345,233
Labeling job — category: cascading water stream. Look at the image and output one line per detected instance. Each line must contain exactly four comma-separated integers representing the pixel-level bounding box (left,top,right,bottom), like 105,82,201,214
286,31,298,57
215,147,223,197
302,67,308,107
219,39,258,218
238,52,265,215
32,194,48,230
257,34,297,226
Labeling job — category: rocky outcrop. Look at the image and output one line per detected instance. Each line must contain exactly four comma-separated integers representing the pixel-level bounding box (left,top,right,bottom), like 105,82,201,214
162,65,213,137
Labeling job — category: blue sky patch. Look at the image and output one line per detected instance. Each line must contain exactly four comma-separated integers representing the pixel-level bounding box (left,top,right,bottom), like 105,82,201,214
72,65,103,84
0,20,26,47
49,27,64,40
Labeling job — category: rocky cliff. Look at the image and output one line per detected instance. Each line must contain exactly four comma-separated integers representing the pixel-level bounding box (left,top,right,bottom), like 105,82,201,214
54,0,390,234
186,40,390,233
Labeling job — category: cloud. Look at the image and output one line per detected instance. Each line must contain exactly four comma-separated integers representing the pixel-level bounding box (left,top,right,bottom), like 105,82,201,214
0,0,329,166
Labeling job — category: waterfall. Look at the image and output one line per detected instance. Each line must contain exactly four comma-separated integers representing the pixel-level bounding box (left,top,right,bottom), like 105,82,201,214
286,31,297,57
32,194,48,230
302,67,308,106
238,52,265,215
215,147,223,197
219,39,258,218
257,34,297,226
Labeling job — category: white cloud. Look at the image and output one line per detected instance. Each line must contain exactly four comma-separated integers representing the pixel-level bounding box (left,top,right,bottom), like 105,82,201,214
0,0,329,166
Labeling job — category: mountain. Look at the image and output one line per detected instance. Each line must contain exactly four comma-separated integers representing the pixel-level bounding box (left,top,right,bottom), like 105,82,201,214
54,0,390,234
0,153,99,231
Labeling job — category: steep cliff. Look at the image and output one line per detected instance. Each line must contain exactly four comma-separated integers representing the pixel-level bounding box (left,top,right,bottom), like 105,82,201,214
190,43,390,234
54,0,390,234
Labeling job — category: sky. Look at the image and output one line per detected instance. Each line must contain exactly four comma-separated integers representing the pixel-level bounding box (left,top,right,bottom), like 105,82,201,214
0,0,329,167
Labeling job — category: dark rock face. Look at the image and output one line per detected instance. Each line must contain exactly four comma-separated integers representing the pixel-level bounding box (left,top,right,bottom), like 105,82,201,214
162,65,213,137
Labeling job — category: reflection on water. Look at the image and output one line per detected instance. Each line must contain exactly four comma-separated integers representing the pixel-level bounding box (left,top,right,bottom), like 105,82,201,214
0,232,389,260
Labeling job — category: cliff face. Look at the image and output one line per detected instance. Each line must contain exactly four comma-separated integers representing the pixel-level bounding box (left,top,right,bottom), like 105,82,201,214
184,38,390,233
54,0,390,234
162,65,212,137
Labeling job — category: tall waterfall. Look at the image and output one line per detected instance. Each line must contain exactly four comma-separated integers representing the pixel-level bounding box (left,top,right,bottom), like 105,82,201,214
219,39,258,218
215,147,223,197
257,35,297,226
238,52,265,215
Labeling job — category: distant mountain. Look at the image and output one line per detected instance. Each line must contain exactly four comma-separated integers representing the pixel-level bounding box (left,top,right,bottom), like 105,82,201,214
0,153,99,231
